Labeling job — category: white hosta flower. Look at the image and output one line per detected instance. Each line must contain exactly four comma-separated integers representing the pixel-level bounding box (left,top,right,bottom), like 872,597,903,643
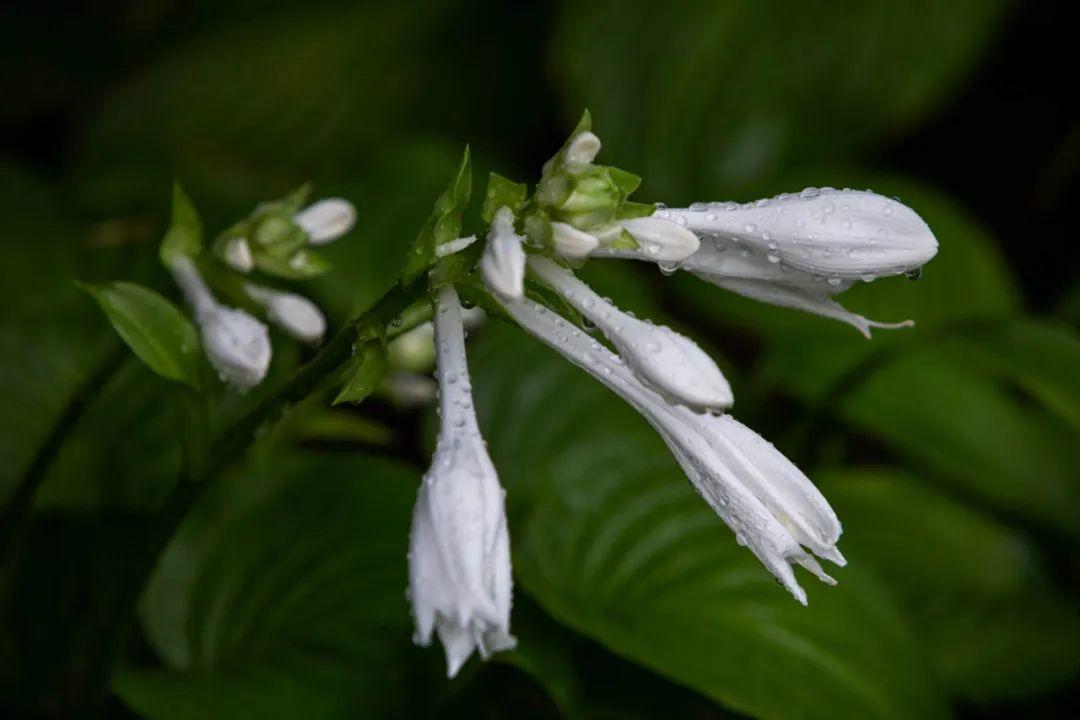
480,207,526,299
170,258,272,390
550,221,599,259
495,293,843,604
409,285,515,677
593,189,937,337
593,216,700,263
665,189,937,279
223,236,254,273
244,283,326,345
528,256,732,411
294,198,356,245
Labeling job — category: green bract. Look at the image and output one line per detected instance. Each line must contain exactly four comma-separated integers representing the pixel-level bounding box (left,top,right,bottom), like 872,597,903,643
159,184,203,267
401,145,472,284
516,110,656,249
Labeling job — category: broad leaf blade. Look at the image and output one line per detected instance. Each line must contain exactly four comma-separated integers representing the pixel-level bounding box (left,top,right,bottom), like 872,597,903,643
822,469,1080,702
469,326,950,720
124,453,428,719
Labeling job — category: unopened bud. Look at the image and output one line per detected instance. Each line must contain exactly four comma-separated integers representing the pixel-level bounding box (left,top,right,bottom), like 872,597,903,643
224,237,254,273
294,198,356,245
481,207,526,299
550,222,599,259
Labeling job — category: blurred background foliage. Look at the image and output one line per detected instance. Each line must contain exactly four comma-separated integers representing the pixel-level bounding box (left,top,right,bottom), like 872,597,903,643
1,0,1078,718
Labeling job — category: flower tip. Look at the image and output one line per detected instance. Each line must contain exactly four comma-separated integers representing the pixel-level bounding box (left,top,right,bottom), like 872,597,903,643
268,293,326,345
564,131,602,166
294,198,356,245
200,306,271,391
224,237,254,273
621,216,700,262
550,221,599,258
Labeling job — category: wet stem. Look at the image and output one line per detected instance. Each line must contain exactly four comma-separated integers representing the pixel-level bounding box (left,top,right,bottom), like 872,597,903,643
66,278,427,712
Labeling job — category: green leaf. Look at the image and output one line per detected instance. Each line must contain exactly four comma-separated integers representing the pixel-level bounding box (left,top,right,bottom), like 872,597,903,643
402,145,472,284
945,318,1080,433
481,172,528,223
159,184,203,266
80,281,201,388
822,469,1080,702
469,326,950,720
838,347,1080,538
553,1,1009,196
121,453,428,720
333,343,389,405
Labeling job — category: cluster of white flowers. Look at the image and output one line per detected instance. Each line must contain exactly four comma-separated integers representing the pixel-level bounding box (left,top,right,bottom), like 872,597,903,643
408,121,938,677
167,197,354,390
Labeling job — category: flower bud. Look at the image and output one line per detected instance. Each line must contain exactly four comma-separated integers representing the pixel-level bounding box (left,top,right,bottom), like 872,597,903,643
550,221,599,259
198,305,271,391
245,283,326,345
663,188,937,279
595,216,700,262
481,207,526,299
223,236,254,273
563,131,602,166
528,256,731,411
293,198,356,245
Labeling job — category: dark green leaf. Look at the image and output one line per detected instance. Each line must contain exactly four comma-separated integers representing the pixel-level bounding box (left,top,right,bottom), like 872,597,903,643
469,326,950,720
822,469,1080,701
120,453,427,720
945,318,1080,432
838,347,1080,538
402,145,472,284
553,1,1009,196
159,184,203,266
80,282,201,388
333,343,389,405
481,172,528,223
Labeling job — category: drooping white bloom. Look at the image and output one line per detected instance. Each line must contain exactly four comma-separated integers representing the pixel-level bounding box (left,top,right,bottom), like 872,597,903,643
592,189,937,337
528,256,732,411
169,257,271,390
495,293,843,604
408,284,515,677
294,198,356,245
244,282,326,345
666,189,938,279
223,236,254,273
480,207,526,299
550,221,599,259
593,216,700,263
